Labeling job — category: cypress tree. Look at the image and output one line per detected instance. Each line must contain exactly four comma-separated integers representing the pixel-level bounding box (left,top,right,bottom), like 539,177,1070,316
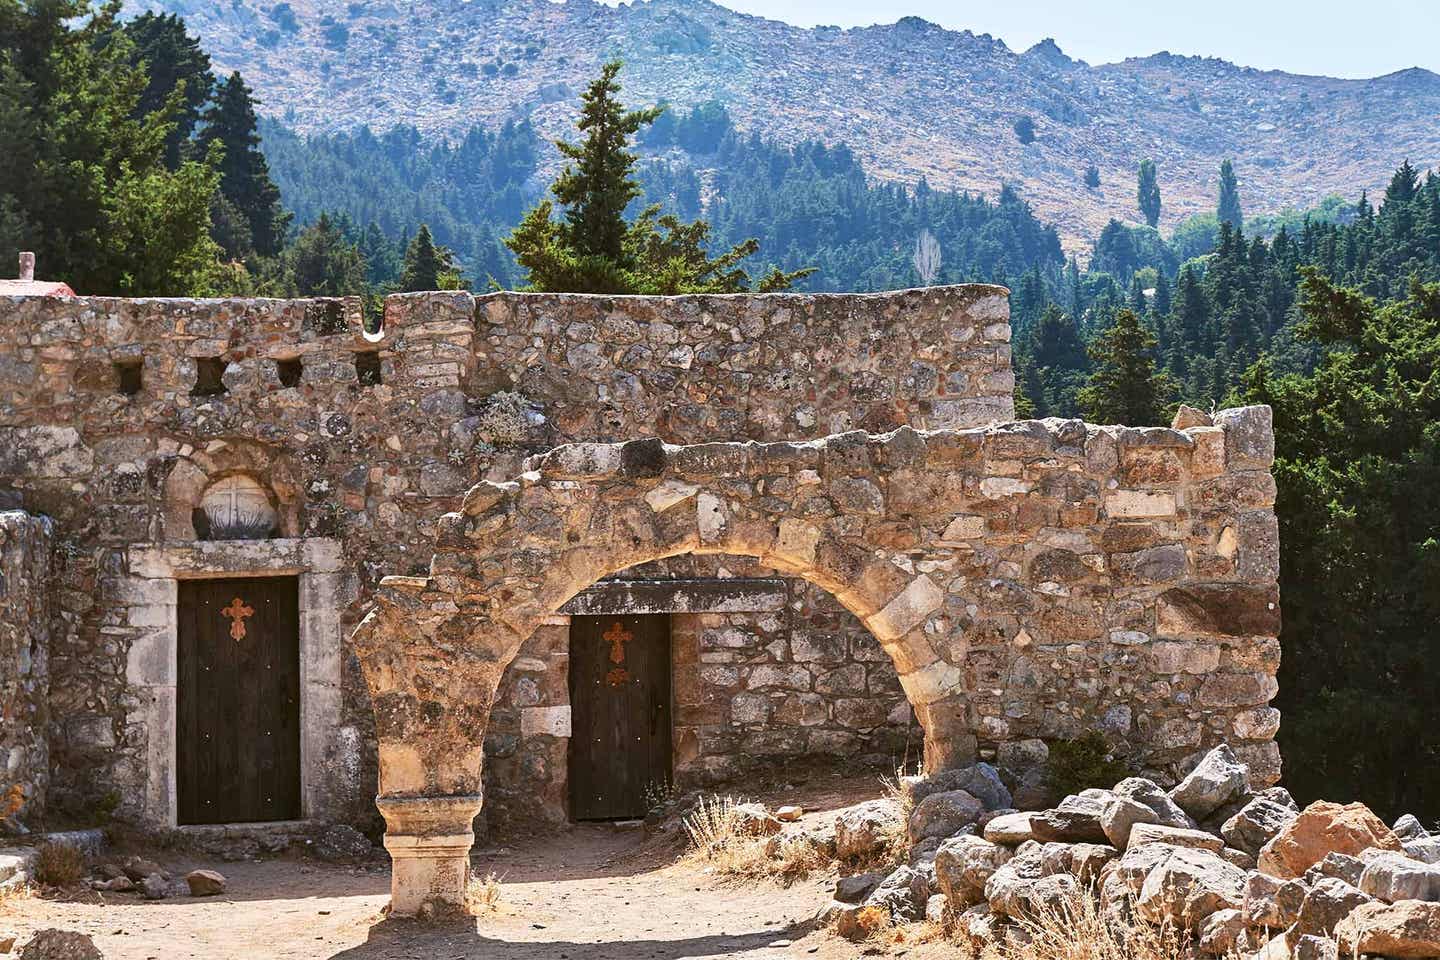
1137,158,1161,228
1218,159,1243,228
198,72,290,257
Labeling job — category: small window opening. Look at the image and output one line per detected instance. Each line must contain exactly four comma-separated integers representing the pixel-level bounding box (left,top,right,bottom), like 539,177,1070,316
355,351,382,386
276,357,303,388
114,359,143,395
192,357,227,396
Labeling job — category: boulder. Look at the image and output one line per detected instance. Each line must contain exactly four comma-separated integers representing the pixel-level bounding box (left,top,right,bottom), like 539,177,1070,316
1134,846,1249,929
834,799,902,861
864,865,924,922
18,930,103,960
834,871,885,904
1168,745,1250,821
1258,801,1405,879
1221,847,1256,870
1112,841,1185,895
934,834,1013,909
1258,786,1299,811
1244,872,1308,928
908,836,943,867
1030,793,1110,844
908,789,984,844
184,869,226,896
1292,934,1339,960
312,824,375,863
906,763,1012,811
1337,900,1440,958
1221,797,1297,857
1127,822,1224,853
1198,907,1246,956
1294,877,1373,939
139,873,170,900
1394,814,1431,843
1114,777,1193,828
1069,843,1118,884
983,812,1035,845
925,894,947,923
1358,850,1440,903
775,805,803,822
957,902,1001,943
121,857,164,882
986,871,1079,920
1303,852,1365,887
1100,796,1159,848
1407,837,1440,865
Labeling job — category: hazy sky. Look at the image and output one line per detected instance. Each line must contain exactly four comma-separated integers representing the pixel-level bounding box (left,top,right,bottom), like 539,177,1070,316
681,0,1440,78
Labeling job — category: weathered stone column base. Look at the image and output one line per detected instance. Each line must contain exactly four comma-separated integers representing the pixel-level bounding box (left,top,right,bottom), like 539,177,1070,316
376,794,484,917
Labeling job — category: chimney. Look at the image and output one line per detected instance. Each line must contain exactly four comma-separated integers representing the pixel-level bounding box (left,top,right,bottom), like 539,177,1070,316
18,252,35,283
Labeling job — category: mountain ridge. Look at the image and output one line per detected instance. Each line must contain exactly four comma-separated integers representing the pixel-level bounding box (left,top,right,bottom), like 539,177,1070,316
123,0,1440,249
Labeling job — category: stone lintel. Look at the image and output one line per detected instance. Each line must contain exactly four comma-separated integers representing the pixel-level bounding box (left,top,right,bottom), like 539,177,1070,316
558,578,786,616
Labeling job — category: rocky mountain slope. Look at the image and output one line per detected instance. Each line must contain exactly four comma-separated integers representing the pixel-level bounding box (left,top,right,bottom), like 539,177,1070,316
125,0,1440,248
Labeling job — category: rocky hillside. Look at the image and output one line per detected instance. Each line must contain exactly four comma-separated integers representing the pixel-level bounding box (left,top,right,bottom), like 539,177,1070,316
125,0,1440,248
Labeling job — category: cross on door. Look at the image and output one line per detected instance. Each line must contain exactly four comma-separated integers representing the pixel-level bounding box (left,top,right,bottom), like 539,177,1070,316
221,596,254,641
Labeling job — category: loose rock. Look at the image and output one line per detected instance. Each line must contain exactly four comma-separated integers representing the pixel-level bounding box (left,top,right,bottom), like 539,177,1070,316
1258,801,1404,879
184,869,226,896
834,799,902,861
1357,850,1440,903
1337,900,1440,958
982,811,1035,845
1030,793,1110,843
19,930,102,960
312,824,374,863
1134,846,1248,929
934,834,1013,908
908,790,984,844
1168,745,1251,820
1127,822,1224,853
1294,877,1373,939
1221,797,1297,857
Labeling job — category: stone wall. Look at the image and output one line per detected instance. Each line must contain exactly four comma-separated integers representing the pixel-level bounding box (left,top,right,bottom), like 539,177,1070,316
0,511,53,831
0,285,1012,828
351,409,1283,894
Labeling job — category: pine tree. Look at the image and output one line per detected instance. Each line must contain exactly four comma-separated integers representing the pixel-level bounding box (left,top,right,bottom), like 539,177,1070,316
507,61,809,293
1077,309,1171,425
398,224,461,291
1218,159,1243,228
198,72,290,258
1137,158,1161,228
284,213,366,296
123,12,212,170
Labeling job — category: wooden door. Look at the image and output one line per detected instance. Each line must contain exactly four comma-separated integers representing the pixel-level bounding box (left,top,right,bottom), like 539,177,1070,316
568,614,672,820
177,576,301,825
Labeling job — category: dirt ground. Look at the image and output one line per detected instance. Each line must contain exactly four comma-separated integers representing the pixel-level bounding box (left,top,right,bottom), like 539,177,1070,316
1,772,958,960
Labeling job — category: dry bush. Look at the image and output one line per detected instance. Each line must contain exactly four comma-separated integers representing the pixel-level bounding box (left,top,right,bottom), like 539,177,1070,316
465,871,503,913
682,795,827,885
874,761,922,868
967,891,1188,960
34,842,86,887
0,879,35,906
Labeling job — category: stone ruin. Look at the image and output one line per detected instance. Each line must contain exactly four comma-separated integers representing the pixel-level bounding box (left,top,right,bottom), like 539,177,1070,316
0,284,1280,914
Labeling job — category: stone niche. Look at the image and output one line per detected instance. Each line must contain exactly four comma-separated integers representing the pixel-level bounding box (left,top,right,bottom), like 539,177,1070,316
195,475,280,540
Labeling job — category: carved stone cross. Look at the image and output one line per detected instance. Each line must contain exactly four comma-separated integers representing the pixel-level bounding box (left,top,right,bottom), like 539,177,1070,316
221,596,254,641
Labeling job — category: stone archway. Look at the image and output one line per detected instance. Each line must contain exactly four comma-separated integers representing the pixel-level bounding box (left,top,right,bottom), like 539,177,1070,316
352,410,1282,915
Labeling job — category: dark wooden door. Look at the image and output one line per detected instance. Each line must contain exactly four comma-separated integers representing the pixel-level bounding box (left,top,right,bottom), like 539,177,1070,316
177,576,301,825
569,614,672,820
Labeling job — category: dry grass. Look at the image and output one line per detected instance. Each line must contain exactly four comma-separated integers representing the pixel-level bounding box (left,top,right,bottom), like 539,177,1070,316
682,795,828,886
873,760,922,869
0,879,36,906
34,843,86,887
465,871,503,913
962,892,1189,960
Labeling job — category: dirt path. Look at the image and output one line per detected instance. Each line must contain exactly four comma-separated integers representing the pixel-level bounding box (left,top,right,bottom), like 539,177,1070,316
1,773,954,959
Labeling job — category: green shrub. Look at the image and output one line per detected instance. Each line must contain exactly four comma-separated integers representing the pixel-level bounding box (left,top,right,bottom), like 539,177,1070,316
1045,732,1131,798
